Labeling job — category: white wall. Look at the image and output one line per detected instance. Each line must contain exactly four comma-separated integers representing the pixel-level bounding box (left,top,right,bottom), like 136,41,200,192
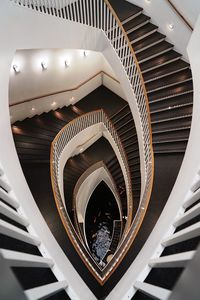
127,0,192,61
171,0,200,28
9,48,127,122
9,49,104,105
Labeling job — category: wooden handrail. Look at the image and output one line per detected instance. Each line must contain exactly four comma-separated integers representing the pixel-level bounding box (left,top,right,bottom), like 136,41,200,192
9,70,119,107
166,0,193,31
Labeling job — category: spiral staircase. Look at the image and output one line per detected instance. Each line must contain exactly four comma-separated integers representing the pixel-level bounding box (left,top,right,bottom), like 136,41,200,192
1,0,200,300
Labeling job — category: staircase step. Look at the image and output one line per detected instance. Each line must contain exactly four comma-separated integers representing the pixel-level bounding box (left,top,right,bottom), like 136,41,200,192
143,59,190,82
110,104,129,121
147,69,192,93
151,104,193,122
123,14,150,34
152,115,192,132
140,50,182,73
149,81,193,102
137,41,173,63
133,31,165,53
108,0,143,24
153,129,190,143
149,93,193,111
128,23,158,44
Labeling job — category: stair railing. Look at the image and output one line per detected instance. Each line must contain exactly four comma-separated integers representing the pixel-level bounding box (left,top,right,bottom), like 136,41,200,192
11,0,154,240
72,160,123,243
51,108,134,282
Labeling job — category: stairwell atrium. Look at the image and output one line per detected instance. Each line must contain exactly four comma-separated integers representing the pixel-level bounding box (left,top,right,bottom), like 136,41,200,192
1,0,200,299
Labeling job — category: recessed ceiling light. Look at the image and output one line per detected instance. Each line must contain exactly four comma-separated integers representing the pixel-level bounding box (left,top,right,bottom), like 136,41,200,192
51,101,57,106
31,107,36,111
70,96,75,103
41,61,47,70
13,64,20,73
80,148,84,153
145,0,151,3
168,23,174,30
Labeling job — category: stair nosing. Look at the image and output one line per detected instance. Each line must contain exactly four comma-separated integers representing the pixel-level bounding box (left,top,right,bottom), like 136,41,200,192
130,28,158,44
142,55,182,73
144,65,190,83
138,46,173,64
147,77,193,94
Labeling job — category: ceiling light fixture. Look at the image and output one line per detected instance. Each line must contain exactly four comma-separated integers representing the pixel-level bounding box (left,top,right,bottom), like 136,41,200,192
168,23,174,30
13,64,20,73
31,107,36,111
70,96,75,103
51,101,57,107
41,61,47,70
80,148,84,153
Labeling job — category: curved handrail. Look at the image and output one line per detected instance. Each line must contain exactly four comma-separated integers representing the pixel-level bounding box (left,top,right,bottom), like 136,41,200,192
11,0,154,215
166,0,193,31
50,109,133,282
11,0,154,283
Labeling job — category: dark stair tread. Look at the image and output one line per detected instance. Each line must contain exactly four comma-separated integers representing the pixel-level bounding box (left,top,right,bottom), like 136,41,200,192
57,106,78,121
12,128,53,142
42,111,67,127
112,111,132,126
128,23,158,43
149,93,193,111
137,41,173,63
147,69,192,92
153,142,187,153
133,31,165,52
15,141,49,151
153,129,190,142
23,118,61,136
152,125,191,135
152,117,192,132
151,106,193,122
149,81,193,102
140,50,182,72
123,14,150,33
153,138,188,144
108,0,142,23
110,104,130,120
143,59,190,82
13,135,50,146
154,149,186,154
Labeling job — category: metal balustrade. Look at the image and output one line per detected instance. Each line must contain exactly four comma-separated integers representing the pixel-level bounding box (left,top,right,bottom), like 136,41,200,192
51,109,135,282
10,0,154,231
9,0,155,292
